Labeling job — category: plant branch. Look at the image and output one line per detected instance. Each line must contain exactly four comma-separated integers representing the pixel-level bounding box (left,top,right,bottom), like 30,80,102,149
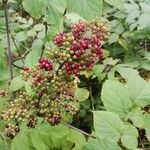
61,121,95,138
40,22,48,59
5,52,24,70
12,49,30,62
40,46,45,59
10,32,25,65
12,63,24,70
3,0,13,80
139,136,145,150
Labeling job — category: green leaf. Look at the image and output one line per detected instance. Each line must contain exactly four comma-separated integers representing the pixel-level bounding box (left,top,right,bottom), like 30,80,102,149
46,0,65,36
46,0,66,14
113,24,124,35
141,60,150,71
30,131,47,150
0,138,9,150
74,88,89,101
121,124,138,149
48,20,64,38
116,67,150,107
31,39,44,51
28,18,33,26
104,0,124,10
101,80,131,116
125,3,140,24
83,138,121,150
118,38,128,50
22,0,46,19
67,129,86,150
11,132,30,150
25,39,43,67
25,81,34,96
92,64,105,81
11,124,72,150
66,0,103,20
0,99,5,112
0,44,9,81
46,0,66,24
127,108,145,128
109,33,119,44
93,111,123,142
38,124,70,149
46,7,62,25
34,24,45,32
140,2,150,13
26,30,36,37
24,51,40,67
129,22,138,31
138,13,150,30
65,13,85,24
117,67,139,80
15,31,27,42
144,114,150,141
127,73,150,107
10,76,25,92
38,30,45,39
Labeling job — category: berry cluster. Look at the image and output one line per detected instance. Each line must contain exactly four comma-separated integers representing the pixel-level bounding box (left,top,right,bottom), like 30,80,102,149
26,115,37,128
87,18,110,40
71,21,87,38
45,111,61,126
47,18,110,76
1,92,31,122
54,32,66,46
20,67,32,81
38,58,53,71
1,64,78,137
5,124,20,138
0,18,110,138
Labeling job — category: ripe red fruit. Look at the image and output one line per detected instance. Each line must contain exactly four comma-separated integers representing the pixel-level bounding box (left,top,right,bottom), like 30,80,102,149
54,32,67,46
38,58,53,71
71,21,87,38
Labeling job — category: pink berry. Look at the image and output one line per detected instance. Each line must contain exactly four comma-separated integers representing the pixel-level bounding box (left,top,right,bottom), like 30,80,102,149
38,58,53,71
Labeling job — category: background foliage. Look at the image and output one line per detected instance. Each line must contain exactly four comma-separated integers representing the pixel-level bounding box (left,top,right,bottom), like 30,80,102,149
0,0,150,149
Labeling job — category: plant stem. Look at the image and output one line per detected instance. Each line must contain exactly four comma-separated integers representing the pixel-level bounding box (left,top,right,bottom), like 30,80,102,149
13,49,30,62
3,0,13,80
40,22,48,59
10,32,25,65
3,0,16,99
139,136,146,150
40,47,45,59
12,63,24,70
61,121,95,138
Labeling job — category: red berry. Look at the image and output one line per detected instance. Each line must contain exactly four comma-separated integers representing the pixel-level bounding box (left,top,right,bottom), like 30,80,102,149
71,21,87,39
38,58,53,71
54,32,67,46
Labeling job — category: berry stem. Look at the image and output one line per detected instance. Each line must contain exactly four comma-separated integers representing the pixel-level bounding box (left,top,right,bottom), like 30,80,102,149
61,121,95,138
12,63,24,70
